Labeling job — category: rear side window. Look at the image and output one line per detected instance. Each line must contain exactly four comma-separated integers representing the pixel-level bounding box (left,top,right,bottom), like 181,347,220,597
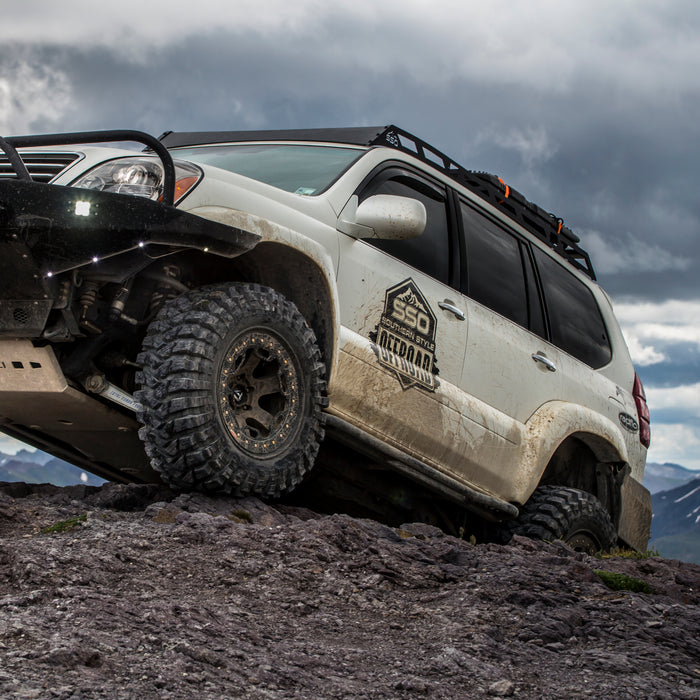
533,247,612,368
460,201,528,328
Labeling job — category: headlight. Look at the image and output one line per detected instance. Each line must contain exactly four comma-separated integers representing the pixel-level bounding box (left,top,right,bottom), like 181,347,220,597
71,157,201,203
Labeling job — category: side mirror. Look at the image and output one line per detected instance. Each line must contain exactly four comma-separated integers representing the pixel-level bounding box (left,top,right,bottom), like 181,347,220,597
337,194,427,240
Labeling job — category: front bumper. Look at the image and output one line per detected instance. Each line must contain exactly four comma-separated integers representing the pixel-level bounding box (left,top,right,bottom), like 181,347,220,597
0,178,260,337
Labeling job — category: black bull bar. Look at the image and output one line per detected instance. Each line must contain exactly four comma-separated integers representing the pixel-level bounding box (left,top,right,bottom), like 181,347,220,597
0,130,260,336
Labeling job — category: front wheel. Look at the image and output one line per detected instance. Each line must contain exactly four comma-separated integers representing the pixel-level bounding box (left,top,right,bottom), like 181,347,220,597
503,485,617,554
135,283,327,498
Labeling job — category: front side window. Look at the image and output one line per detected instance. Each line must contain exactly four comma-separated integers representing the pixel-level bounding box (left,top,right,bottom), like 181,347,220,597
170,144,364,195
360,173,450,284
533,247,612,368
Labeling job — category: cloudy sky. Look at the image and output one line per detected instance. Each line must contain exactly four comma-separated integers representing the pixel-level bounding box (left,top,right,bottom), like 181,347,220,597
2,0,699,470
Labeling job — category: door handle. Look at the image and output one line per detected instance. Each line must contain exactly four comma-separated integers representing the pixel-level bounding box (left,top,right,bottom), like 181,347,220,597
532,353,557,372
438,301,466,321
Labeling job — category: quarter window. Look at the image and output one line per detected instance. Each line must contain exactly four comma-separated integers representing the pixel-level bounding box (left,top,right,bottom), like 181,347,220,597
533,247,612,368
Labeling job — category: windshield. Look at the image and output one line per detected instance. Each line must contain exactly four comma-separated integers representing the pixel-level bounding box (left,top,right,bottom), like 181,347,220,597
169,143,364,195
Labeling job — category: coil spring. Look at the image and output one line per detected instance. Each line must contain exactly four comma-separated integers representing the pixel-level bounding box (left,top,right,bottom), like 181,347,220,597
79,282,99,312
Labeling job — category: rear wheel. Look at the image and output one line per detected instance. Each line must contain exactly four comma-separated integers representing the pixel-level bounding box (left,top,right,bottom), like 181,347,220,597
504,485,617,554
135,283,327,498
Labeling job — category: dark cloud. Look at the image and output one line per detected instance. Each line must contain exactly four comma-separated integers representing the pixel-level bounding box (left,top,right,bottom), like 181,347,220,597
3,23,699,308
637,345,700,389
648,408,700,428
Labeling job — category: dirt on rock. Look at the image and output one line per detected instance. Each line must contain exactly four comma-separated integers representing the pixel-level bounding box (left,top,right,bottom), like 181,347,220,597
1,481,699,699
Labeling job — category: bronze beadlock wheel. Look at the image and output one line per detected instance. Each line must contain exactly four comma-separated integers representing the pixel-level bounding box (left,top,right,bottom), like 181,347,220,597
217,328,303,458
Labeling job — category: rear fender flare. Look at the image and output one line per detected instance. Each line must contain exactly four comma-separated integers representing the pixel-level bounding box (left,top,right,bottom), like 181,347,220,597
514,401,629,504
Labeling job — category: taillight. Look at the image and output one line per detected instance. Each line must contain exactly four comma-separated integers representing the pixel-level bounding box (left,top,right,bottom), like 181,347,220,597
633,372,651,448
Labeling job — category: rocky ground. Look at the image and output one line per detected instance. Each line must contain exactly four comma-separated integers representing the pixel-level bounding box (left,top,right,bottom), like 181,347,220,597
1,481,699,699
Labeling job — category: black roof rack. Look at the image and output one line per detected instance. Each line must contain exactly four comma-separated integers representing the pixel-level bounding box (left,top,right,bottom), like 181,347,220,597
370,126,595,280
159,125,595,279
158,126,388,149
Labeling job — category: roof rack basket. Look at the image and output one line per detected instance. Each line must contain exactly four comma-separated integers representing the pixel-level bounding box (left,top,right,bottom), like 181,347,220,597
371,126,596,280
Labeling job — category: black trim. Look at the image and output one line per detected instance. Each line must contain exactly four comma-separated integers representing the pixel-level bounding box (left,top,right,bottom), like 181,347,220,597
446,188,461,290
522,242,548,340
161,126,388,149
525,241,551,341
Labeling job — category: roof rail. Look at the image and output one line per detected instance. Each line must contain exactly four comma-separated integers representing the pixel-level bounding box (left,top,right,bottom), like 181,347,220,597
370,126,595,280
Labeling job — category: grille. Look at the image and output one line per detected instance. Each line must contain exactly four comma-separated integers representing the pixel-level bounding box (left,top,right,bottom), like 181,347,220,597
12,308,30,326
0,151,82,183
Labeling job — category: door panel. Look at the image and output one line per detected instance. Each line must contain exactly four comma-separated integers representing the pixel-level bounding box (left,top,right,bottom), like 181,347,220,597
331,169,473,470
460,299,562,423
333,235,470,468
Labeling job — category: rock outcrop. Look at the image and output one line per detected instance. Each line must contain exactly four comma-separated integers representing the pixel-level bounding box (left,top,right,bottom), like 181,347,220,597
1,482,699,699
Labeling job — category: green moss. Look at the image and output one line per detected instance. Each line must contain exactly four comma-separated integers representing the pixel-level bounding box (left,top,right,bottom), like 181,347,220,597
594,569,655,594
595,547,660,560
41,514,87,534
230,508,252,524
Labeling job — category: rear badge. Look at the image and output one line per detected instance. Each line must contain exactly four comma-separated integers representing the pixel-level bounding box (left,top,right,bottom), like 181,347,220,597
370,278,439,391
619,412,639,433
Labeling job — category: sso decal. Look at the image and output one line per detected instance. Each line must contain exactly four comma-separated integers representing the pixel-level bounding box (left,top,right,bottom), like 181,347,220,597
370,278,439,392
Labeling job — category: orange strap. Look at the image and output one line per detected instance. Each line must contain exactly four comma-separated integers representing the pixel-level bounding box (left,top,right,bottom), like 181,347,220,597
497,177,510,199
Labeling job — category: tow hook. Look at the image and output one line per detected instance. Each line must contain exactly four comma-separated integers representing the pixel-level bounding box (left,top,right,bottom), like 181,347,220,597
84,373,142,412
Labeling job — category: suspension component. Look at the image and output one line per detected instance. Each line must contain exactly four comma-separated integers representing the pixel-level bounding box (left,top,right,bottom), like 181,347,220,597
148,264,184,316
79,280,102,334
109,277,138,325
83,372,142,412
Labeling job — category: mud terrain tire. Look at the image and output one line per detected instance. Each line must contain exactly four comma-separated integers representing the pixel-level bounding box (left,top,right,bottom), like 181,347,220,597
504,485,617,553
135,283,327,497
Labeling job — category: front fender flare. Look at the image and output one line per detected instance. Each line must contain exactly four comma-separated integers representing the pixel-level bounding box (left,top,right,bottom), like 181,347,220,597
188,205,341,377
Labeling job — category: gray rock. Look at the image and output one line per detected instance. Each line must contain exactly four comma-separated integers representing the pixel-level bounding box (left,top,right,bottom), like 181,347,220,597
0,481,699,699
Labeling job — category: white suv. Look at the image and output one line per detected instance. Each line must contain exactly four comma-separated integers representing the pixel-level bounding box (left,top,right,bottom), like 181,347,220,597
0,125,652,551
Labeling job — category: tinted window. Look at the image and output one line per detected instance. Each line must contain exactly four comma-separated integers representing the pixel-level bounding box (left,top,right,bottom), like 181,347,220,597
533,247,612,368
460,202,528,328
361,175,450,284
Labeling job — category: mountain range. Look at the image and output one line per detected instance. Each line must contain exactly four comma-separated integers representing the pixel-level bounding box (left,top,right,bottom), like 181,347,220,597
650,478,700,564
0,449,104,487
642,461,700,494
